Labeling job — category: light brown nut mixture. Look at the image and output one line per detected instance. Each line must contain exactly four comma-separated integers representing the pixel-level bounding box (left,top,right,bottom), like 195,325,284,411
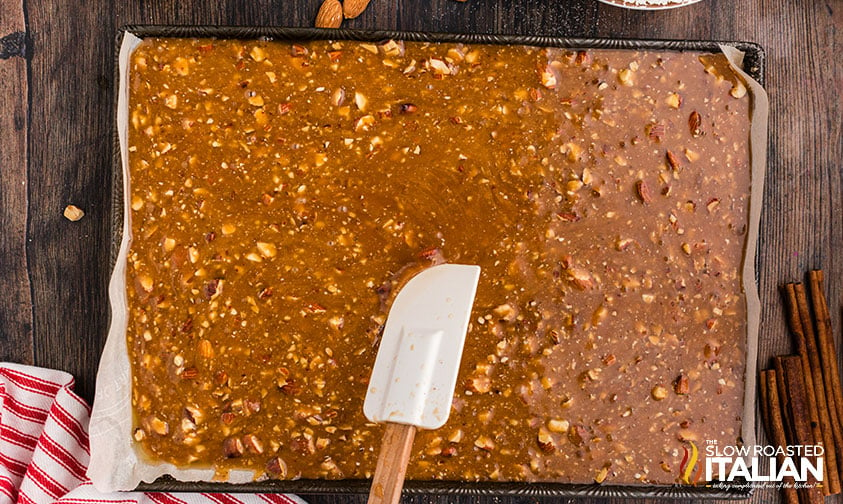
127,38,751,485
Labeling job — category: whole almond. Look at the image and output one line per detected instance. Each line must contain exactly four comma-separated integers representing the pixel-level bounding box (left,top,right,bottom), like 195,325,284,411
315,0,343,28
343,0,371,18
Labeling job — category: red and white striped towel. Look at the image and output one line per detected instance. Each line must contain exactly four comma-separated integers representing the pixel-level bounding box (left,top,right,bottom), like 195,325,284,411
0,363,306,504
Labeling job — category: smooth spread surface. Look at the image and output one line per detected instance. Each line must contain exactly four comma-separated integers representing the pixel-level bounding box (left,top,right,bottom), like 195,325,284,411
127,38,751,485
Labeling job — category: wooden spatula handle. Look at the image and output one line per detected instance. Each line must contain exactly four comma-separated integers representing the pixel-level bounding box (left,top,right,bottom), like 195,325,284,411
367,423,417,504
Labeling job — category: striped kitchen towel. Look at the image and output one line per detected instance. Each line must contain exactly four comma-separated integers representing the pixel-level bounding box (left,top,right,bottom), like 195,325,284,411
0,363,305,504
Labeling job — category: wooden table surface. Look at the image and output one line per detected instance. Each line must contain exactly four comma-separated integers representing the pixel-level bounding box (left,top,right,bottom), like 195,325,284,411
1,0,841,503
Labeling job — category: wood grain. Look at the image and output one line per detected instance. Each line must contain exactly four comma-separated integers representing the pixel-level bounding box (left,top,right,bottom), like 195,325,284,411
24,0,115,401
368,423,416,504
0,0,841,503
0,0,33,364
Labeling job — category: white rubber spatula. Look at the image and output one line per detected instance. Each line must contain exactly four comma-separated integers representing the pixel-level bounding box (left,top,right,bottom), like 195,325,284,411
363,263,481,504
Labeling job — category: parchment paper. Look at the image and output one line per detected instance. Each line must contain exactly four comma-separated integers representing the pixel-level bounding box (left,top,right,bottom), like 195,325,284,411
87,32,256,492
720,42,769,466
87,33,769,492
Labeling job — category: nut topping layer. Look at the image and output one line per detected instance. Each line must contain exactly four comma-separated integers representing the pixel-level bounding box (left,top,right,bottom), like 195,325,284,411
127,38,751,485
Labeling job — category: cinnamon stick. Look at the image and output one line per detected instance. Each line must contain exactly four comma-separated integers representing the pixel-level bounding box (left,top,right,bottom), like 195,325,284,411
810,270,843,480
793,282,841,494
777,356,824,504
762,369,799,504
760,369,771,434
783,285,824,469
774,357,796,447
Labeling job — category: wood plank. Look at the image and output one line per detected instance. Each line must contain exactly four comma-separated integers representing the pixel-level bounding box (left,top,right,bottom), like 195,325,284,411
0,0,34,364
25,0,114,400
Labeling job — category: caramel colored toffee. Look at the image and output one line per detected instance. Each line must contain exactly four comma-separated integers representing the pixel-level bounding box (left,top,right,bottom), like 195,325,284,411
127,38,751,484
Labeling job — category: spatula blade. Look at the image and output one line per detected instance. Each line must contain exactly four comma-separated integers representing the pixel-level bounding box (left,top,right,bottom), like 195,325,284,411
363,264,480,429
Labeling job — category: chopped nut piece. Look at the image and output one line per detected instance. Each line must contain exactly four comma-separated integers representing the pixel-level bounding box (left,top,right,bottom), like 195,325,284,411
440,445,457,457
63,205,85,222
266,457,287,478
665,93,681,109
242,434,265,454
568,424,587,445
618,68,634,86
466,375,491,394
567,267,595,290
595,465,610,483
331,88,346,107
581,167,593,185
547,419,569,433
635,180,652,204
291,435,316,455
428,58,451,75
354,92,368,111
149,417,169,436
222,437,244,458
249,46,267,62
138,274,154,292
180,367,198,379
448,429,464,443
328,315,344,330
492,303,517,322
537,428,556,453
689,110,702,137
474,435,495,451
674,374,690,395
651,385,668,401
616,238,635,251
665,150,681,171
399,103,417,114
256,242,277,258
354,114,375,131
540,64,557,89
278,102,293,115
706,198,720,213
280,380,303,396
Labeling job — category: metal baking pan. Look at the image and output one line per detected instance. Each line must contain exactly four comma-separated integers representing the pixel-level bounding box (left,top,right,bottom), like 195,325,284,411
112,25,765,500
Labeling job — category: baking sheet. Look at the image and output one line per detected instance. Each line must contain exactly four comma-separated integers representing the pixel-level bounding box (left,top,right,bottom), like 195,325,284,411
89,26,768,499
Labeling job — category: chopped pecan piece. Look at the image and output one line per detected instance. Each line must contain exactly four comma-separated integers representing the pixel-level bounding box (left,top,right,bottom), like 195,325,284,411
291,435,316,455
266,457,288,478
674,374,690,395
222,437,244,458
635,180,652,204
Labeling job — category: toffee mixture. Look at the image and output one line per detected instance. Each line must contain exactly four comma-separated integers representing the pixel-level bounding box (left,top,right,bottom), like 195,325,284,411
127,38,752,484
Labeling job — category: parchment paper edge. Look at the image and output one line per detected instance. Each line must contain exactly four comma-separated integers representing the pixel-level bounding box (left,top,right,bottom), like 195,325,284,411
720,43,768,460
87,31,256,492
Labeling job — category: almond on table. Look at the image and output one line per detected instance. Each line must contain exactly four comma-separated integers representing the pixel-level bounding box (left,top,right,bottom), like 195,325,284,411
315,0,343,28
